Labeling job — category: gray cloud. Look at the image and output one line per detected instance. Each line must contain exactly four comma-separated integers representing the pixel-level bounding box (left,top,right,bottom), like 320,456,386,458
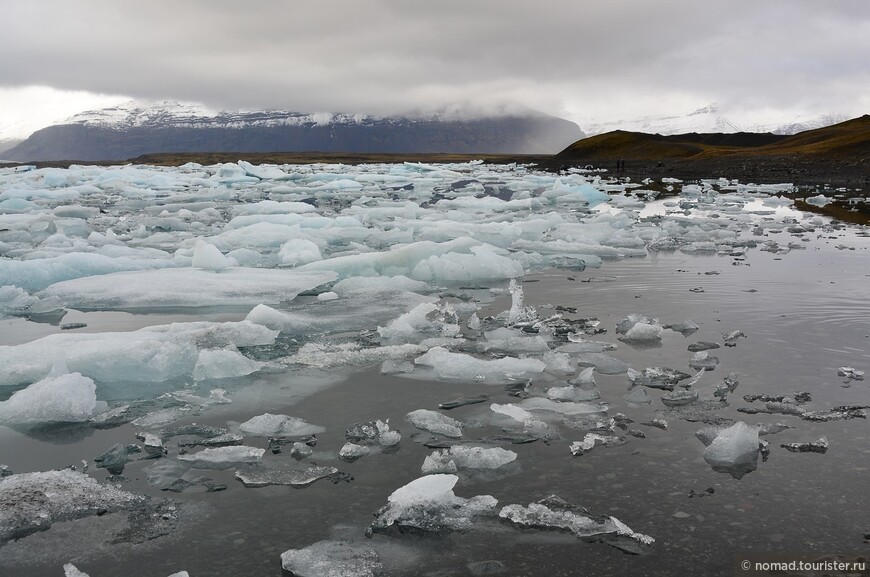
2,0,868,120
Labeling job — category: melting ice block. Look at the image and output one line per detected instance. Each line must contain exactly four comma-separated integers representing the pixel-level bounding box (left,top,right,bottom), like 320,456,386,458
406,409,463,438
177,446,265,469
192,347,262,381
297,237,523,283
422,445,517,474
698,421,760,478
414,347,546,382
238,413,325,437
39,268,336,308
0,470,145,545
368,474,498,535
498,495,654,555
0,320,277,387
281,540,383,577
0,372,98,424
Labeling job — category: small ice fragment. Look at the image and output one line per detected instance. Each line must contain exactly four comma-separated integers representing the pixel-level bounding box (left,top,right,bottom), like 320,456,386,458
281,540,383,577
235,465,339,488
699,421,759,478
661,390,698,407
239,413,325,437
177,446,265,469
689,351,719,371
722,330,746,347
781,437,828,453
624,388,652,405
570,433,624,456
439,394,489,410
406,409,463,438
576,353,629,375
687,341,720,352
619,322,663,343
837,367,864,381
339,443,371,462
316,291,339,302
498,495,654,554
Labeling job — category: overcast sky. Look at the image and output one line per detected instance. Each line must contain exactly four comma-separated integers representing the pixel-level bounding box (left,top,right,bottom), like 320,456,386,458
1,0,868,138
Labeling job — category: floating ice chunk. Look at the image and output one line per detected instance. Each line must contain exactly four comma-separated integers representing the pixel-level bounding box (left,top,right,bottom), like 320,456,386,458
406,409,462,438
0,321,277,387
339,443,371,462
0,470,145,544
192,347,262,381
699,421,759,478
490,403,534,423
423,445,517,474
805,194,834,207
623,387,652,405
547,384,600,402
281,540,383,577
132,407,190,428
507,279,537,325
414,347,545,382
518,397,608,416
288,342,426,368
316,291,339,302
95,443,142,475
628,367,692,390
235,465,339,488
543,351,574,375
569,433,625,456
64,564,90,577
177,446,265,469
689,351,719,371
498,495,654,554
298,237,523,283
615,314,656,335
345,420,401,447
575,353,629,375
369,474,498,535
661,390,698,407
0,252,176,292
239,413,325,437
279,239,323,266
481,328,550,353
39,268,336,309
781,437,828,453
0,285,40,316
666,320,699,334
192,240,236,270
0,372,98,424
237,160,290,180
619,322,663,343
377,302,441,342
837,367,864,381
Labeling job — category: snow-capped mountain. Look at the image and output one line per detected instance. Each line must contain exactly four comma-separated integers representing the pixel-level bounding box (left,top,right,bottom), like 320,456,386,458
2,100,585,161
577,104,848,136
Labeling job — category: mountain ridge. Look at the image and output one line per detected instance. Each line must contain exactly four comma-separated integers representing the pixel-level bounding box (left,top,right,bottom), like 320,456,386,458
2,101,585,161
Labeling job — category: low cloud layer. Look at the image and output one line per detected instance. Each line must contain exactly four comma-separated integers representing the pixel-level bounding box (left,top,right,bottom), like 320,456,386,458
2,0,868,128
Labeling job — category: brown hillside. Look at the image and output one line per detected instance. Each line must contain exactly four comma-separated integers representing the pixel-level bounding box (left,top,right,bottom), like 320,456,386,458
557,115,870,162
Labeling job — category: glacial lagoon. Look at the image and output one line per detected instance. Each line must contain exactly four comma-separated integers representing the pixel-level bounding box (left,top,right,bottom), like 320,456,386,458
0,161,868,576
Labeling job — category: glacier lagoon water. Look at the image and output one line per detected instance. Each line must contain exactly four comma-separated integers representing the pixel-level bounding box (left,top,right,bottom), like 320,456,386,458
0,161,868,576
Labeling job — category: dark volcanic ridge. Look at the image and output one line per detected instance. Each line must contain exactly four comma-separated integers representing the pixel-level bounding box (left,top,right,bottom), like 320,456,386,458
546,115,869,188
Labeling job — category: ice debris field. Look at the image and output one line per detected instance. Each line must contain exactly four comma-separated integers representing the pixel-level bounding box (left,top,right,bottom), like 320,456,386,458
0,160,868,576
